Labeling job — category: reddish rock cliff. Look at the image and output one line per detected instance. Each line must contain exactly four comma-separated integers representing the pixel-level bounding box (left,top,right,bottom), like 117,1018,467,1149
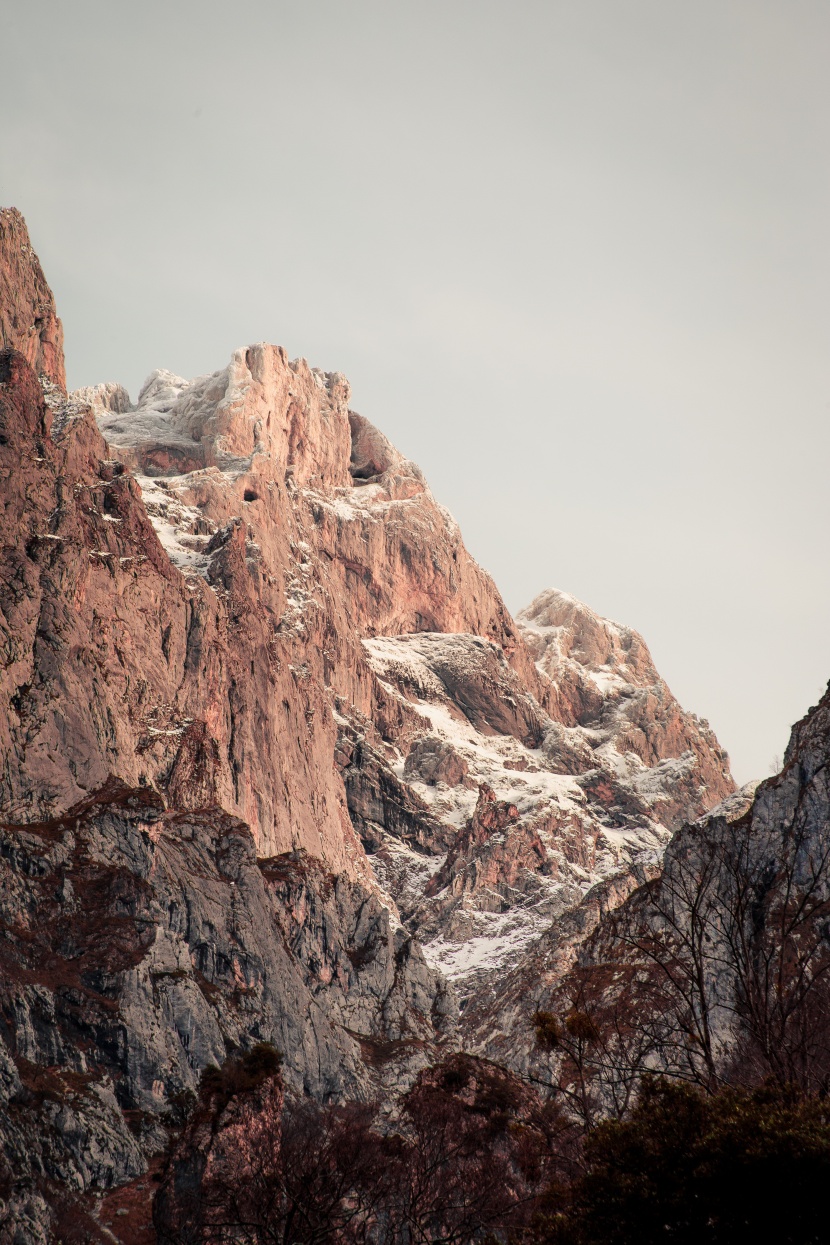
0,208,65,390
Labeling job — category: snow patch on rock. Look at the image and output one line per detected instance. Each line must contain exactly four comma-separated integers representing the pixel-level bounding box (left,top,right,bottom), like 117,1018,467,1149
358,630,681,995
135,475,215,578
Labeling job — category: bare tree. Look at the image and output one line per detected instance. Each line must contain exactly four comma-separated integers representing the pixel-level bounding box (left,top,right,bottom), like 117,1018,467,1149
157,1050,563,1245
550,789,830,1102
720,807,830,1092
532,970,667,1129
378,1055,552,1244
200,1096,383,1245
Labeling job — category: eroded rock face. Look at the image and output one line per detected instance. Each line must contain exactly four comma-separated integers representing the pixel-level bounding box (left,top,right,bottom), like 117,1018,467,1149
356,619,734,1005
404,736,470,788
0,351,372,871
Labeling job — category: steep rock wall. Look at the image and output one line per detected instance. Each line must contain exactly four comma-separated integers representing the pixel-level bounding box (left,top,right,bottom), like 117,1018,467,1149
0,208,65,390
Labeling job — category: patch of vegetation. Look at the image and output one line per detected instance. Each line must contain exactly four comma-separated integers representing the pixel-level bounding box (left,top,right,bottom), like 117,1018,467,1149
198,1042,283,1111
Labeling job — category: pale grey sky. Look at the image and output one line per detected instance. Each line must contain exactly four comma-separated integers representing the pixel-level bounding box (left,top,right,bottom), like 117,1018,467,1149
3,0,829,782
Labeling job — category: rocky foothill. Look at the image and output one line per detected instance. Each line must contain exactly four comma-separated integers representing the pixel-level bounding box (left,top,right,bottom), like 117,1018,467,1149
0,207,784,1241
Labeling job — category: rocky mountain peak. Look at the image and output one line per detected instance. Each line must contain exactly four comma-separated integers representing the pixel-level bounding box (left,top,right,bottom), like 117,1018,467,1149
518,586,731,791
0,211,743,1238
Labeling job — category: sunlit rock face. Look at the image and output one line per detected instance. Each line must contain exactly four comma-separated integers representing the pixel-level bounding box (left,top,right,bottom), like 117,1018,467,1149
1,315,544,868
0,210,736,1230
0,207,65,391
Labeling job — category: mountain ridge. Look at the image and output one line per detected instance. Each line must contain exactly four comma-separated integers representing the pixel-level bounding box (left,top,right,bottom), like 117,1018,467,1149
0,207,739,1240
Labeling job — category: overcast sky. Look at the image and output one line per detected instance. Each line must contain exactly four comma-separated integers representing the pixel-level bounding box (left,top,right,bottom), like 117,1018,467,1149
3,0,829,782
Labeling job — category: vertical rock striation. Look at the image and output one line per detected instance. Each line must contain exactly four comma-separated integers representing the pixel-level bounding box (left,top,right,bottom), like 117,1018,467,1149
0,209,65,390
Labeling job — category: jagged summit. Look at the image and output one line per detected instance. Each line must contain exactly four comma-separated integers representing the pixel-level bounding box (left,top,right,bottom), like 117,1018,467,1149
519,587,730,792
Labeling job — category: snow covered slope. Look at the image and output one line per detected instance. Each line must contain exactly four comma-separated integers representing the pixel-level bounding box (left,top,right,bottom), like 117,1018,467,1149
342,602,733,1005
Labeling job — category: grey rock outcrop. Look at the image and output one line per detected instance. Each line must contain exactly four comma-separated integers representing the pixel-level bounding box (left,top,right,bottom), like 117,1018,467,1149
471,683,830,1101
404,737,470,788
0,782,454,1210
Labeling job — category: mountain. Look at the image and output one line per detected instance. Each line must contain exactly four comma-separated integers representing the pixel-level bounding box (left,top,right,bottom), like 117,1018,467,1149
0,208,735,1239
504,684,830,1113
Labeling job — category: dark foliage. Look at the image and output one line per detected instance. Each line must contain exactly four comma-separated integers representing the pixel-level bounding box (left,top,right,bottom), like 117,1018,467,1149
198,1042,282,1112
155,1047,830,1244
202,1097,384,1244
384,1053,563,1243
157,1052,573,1244
547,1078,830,1245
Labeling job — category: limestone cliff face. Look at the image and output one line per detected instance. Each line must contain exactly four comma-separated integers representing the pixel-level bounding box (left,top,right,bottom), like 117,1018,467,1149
0,780,455,1242
0,781,454,1105
0,211,738,1238
0,208,65,390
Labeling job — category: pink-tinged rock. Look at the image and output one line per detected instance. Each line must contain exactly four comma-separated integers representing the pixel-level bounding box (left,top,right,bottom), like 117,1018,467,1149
0,208,65,390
